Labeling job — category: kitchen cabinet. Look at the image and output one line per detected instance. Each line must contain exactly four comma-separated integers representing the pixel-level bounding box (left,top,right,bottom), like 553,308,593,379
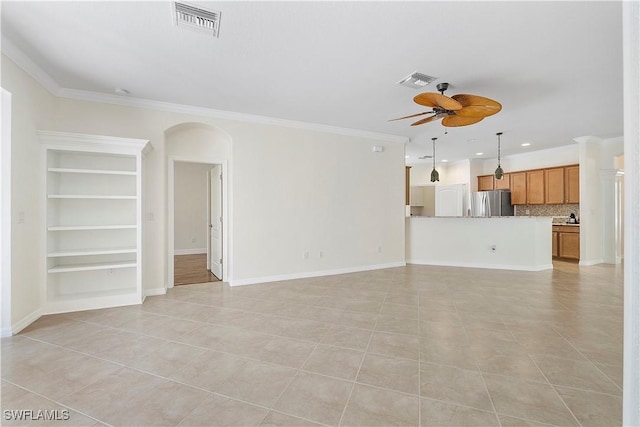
435,184,466,217
510,172,527,205
495,173,510,190
552,225,580,260
478,175,494,191
526,170,545,204
545,167,565,204
477,174,510,191
565,165,580,203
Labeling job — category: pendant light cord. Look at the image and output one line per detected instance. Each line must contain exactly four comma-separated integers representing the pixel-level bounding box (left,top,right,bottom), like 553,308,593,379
497,132,502,166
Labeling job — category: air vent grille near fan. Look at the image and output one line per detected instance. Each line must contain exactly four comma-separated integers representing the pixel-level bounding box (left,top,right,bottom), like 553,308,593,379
397,72,438,89
174,2,221,37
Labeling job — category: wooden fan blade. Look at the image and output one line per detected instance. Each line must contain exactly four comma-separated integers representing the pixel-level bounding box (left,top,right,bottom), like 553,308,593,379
414,93,463,111
388,111,434,122
411,115,441,126
441,115,484,127
451,94,502,117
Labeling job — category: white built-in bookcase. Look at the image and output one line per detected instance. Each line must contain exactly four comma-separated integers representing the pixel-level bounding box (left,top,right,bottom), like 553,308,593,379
39,131,151,313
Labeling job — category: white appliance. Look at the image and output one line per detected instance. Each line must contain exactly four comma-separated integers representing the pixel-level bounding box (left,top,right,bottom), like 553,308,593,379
435,184,466,217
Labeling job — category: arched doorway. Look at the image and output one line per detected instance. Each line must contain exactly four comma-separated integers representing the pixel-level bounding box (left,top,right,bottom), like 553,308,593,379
165,123,231,288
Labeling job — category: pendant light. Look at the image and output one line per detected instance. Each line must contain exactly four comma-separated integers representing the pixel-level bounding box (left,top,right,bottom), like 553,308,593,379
430,137,440,182
494,132,504,180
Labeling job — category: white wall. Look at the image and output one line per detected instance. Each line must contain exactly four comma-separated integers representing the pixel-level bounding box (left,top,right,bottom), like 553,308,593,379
407,216,552,271
174,162,211,254
1,56,55,331
231,125,405,283
2,55,406,320
623,2,640,422
1,89,12,336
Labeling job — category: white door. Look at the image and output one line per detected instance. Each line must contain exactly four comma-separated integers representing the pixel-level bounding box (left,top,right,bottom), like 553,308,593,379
209,165,223,279
435,184,467,217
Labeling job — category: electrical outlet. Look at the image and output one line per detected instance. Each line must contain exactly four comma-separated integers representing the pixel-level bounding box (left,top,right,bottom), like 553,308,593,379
525,209,530,215
191,237,197,243
17,211,25,224
303,251,309,260
319,251,324,259
377,246,382,253
147,212,155,221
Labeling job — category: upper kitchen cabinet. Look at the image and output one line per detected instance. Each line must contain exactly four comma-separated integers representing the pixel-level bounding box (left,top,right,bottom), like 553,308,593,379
565,165,580,203
495,173,510,190
478,174,510,191
511,170,544,205
478,175,495,191
545,167,565,204
526,170,545,204
510,172,527,204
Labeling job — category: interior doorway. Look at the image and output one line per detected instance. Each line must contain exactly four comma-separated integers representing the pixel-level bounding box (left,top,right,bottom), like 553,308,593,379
169,159,225,287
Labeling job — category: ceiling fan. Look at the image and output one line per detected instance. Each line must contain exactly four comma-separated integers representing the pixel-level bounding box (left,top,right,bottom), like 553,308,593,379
390,83,502,127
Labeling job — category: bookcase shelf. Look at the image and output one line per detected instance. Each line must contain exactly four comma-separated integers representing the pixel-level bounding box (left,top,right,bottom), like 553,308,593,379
39,131,151,313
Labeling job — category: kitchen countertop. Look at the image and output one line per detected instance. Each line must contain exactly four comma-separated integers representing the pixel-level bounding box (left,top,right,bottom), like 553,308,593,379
409,215,552,219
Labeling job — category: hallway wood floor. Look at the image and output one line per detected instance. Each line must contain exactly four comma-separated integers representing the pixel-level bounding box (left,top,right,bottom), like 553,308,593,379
174,254,218,286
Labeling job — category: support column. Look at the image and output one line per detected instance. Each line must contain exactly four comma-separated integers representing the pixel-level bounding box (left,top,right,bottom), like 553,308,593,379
600,169,624,264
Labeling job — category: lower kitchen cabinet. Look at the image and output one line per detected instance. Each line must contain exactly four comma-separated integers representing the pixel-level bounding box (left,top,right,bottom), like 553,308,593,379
552,225,580,260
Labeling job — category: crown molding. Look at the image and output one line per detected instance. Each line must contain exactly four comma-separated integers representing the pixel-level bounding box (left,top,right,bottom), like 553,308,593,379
2,38,407,144
57,88,408,144
1,36,61,95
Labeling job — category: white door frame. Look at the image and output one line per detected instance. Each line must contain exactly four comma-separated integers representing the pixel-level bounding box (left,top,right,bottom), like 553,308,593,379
207,165,223,279
1,89,12,337
168,156,228,288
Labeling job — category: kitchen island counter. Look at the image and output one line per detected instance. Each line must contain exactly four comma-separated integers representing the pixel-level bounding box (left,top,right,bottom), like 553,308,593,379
406,216,552,271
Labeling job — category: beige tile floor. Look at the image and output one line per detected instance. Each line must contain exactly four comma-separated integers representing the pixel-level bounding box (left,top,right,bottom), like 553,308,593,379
1,262,623,426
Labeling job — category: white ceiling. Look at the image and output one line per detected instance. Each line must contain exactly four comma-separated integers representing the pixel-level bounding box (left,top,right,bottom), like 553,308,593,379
1,1,623,164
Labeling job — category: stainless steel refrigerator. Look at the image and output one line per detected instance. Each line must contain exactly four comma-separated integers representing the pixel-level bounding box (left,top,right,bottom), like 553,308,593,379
471,190,514,217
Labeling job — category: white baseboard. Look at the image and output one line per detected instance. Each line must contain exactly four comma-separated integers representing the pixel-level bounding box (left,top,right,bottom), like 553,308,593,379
407,259,554,272
229,261,406,287
174,248,207,256
579,258,604,266
144,288,167,297
11,307,43,335
1,327,13,338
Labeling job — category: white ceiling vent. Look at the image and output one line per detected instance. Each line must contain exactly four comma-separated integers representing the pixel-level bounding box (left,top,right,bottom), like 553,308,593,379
397,72,438,89
173,2,221,37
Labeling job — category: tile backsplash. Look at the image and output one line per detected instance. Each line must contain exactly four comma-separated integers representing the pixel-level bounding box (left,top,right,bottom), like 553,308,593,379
515,204,580,222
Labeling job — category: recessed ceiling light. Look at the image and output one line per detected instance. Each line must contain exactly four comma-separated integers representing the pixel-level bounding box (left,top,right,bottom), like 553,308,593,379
475,152,484,156
467,138,476,143
441,159,449,163
114,88,130,96
521,143,531,147
405,155,410,159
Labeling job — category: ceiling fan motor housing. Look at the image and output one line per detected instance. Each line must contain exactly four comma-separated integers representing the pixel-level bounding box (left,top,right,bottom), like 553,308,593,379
436,82,450,93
